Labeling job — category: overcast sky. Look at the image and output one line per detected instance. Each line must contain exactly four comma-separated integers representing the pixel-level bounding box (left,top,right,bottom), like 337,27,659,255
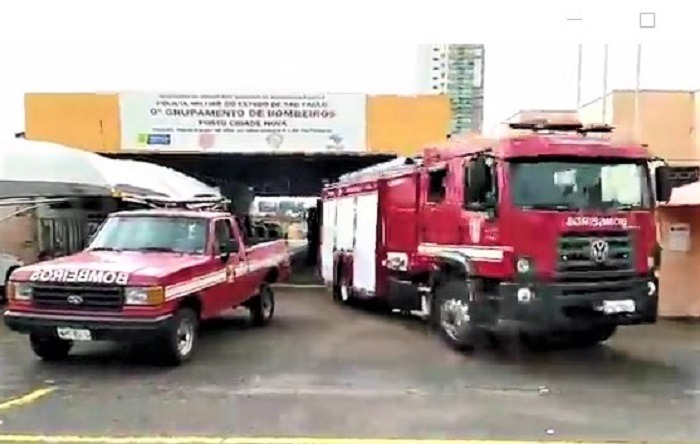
1,43,698,139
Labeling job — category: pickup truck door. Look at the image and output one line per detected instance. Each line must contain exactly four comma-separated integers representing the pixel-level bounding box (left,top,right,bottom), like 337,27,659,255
210,218,248,313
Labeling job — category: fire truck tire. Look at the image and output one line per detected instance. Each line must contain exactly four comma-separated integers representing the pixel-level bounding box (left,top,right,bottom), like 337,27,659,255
433,279,477,351
250,284,275,327
29,334,73,361
332,265,352,305
567,325,618,348
158,307,199,366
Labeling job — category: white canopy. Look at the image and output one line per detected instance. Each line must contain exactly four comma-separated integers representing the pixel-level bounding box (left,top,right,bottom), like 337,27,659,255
110,160,221,200
666,181,700,207
0,138,220,201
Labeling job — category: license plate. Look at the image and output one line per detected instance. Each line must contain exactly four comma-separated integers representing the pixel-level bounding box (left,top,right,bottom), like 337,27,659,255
56,327,92,341
601,299,636,314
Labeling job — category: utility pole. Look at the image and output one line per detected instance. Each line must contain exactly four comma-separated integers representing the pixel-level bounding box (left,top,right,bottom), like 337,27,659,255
601,44,609,122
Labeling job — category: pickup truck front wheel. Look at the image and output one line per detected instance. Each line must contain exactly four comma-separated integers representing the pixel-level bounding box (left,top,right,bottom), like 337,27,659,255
157,308,198,366
29,333,72,361
250,284,275,327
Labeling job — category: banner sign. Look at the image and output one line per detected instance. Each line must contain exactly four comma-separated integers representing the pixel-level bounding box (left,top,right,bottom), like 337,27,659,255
119,92,367,153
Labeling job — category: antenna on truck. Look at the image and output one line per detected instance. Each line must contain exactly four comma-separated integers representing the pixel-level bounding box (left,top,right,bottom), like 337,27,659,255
508,119,614,135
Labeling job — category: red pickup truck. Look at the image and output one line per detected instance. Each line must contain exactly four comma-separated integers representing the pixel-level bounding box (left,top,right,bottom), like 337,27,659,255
3,205,290,365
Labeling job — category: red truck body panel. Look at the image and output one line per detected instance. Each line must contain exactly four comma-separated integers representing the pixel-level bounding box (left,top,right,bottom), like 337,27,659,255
7,209,290,321
320,129,660,330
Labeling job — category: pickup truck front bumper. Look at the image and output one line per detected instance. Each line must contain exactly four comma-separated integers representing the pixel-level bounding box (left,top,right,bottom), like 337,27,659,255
3,310,174,342
496,275,658,332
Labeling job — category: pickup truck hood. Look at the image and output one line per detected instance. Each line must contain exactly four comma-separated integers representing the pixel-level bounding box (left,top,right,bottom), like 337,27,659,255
11,251,210,286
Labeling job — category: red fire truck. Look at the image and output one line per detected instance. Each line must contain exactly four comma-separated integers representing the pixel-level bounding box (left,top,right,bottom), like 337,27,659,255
320,122,683,351
4,197,290,365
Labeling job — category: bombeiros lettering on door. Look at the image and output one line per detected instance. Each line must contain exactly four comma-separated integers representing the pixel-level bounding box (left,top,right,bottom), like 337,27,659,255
28,268,129,285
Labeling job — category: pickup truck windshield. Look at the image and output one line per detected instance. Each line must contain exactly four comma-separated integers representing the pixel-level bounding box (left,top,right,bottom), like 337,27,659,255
509,160,652,211
88,216,208,254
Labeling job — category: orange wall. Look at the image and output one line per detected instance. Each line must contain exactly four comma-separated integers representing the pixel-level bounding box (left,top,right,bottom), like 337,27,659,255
657,207,700,318
23,93,452,157
579,90,697,163
366,94,451,156
25,93,122,153
612,91,696,162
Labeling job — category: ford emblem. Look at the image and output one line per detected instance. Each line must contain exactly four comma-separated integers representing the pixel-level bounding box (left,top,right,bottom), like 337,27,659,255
67,294,84,305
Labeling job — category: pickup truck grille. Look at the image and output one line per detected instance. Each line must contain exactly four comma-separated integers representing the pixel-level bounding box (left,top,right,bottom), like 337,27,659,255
31,284,124,311
556,231,636,297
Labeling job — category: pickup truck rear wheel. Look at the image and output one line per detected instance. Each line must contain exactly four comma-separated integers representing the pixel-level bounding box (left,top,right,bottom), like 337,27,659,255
250,284,275,327
29,333,72,361
157,307,198,366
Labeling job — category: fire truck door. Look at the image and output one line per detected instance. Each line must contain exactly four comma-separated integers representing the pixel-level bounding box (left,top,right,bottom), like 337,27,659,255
420,167,454,245
320,198,338,283
352,192,378,293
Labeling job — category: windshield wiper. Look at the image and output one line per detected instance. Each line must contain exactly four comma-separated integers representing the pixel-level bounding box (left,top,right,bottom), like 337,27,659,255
520,203,576,211
604,200,636,211
89,247,121,252
138,247,180,253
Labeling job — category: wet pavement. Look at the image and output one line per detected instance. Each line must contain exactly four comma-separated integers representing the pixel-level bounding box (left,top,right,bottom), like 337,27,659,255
0,288,698,442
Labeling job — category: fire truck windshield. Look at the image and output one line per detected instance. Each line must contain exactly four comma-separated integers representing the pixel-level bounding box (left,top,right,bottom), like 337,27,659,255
87,216,208,254
509,160,652,211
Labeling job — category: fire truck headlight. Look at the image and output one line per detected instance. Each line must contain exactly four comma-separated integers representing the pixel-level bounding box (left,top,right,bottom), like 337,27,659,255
647,281,657,297
10,283,33,301
516,257,532,274
517,287,533,303
125,287,165,305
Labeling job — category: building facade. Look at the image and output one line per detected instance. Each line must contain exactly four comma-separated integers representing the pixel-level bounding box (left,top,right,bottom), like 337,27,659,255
417,44,485,135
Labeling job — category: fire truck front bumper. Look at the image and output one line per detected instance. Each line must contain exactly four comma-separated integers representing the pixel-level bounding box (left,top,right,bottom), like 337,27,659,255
3,310,174,342
496,275,658,331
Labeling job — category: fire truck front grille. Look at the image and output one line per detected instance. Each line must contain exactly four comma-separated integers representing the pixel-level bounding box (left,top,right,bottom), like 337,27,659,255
31,284,124,311
556,232,635,291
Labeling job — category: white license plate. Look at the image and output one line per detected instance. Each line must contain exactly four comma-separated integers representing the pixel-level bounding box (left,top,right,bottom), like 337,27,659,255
601,299,636,314
56,327,92,341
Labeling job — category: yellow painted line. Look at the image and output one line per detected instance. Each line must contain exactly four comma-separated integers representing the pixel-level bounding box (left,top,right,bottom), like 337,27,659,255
0,437,660,444
0,387,55,412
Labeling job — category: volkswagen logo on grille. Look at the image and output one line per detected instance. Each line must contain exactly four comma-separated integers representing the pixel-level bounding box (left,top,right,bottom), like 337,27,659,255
66,294,84,305
590,239,610,263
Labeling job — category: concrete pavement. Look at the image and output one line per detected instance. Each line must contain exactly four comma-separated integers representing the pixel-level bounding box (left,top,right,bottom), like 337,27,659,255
0,288,698,443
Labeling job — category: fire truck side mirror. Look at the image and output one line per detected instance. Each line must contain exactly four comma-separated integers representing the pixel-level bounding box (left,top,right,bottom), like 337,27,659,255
654,172,673,203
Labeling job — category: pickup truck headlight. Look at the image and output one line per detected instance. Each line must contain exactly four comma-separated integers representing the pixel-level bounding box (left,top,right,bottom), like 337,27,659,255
9,282,33,301
124,286,165,306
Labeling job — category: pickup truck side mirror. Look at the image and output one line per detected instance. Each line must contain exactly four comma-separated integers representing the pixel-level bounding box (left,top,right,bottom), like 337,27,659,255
229,237,240,254
219,240,233,263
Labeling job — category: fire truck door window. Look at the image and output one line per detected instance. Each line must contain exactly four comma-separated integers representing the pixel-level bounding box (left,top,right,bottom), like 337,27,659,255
465,157,496,210
428,168,448,203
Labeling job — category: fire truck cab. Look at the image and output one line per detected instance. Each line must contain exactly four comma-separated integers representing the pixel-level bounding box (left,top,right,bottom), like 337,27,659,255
320,121,684,351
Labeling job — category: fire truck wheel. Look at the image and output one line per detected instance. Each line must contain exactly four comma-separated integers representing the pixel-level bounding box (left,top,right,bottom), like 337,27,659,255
332,267,352,305
158,307,199,366
250,284,275,327
434,279,477,351
567,325,618,348
29,334,73,361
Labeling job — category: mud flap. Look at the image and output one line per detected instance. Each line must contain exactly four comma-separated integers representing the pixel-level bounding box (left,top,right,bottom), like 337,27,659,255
387,277,421,311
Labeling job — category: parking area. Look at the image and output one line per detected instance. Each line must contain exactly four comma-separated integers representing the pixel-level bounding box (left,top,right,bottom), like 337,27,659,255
0,287,698,443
